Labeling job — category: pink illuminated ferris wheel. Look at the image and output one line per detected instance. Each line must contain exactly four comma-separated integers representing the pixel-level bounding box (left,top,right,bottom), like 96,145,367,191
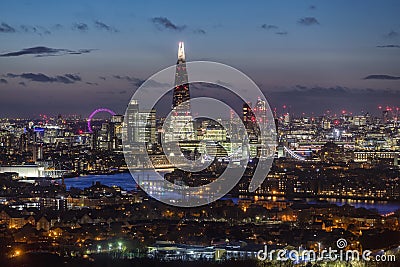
87,108,116,133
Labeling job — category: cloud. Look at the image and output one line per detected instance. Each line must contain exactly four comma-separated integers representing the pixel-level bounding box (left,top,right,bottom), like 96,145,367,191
20,25,38,33
385,30,399,38
215,80,232,88
36,26,51,35
113,75,145,87
261,24,287,35
65,74,81,81
1,22,51,35
86,82,98,86
18,25,51,35
144,79,171,88
95,89,127,94
261,24,278,30
53,24,63,30
0,78,7,84
96,90,115,95
0,46,96,57
0,22,16,33
298,17,320,26
18,81,26,86
190,82,219,90
272,85,400,95
264,85,400,115
72,23,89,32
113,75,170,88
291,85,348,94
193,29,206,34
94,20,118,32
151,17,186,31
376,44,400,48
363,74,400,80
6,72,82,84
99,76,106,80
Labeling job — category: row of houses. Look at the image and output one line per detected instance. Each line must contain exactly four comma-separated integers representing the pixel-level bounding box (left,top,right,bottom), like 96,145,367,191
0,207,119,231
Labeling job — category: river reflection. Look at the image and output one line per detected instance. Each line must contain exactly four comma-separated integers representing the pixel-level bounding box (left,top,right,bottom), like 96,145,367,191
59,173,400,214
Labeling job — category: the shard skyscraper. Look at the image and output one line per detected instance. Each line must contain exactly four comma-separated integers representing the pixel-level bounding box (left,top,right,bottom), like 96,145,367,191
165,42,196,142
173,42,190,109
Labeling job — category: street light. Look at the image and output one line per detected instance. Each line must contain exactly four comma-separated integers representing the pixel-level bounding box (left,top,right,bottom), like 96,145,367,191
14,250,21,257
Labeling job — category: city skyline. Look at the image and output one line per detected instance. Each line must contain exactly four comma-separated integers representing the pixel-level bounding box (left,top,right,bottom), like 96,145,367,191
1,0,400,117
1,2,399,266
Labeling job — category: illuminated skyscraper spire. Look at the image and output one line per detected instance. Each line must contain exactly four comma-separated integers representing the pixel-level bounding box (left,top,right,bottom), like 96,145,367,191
177,41,185,63
165,42,195,142
173,42,190,109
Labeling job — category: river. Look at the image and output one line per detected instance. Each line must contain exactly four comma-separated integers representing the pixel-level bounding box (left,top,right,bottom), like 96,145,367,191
58,173,400,215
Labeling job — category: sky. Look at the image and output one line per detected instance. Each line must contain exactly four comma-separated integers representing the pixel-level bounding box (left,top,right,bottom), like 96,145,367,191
0,0,399,118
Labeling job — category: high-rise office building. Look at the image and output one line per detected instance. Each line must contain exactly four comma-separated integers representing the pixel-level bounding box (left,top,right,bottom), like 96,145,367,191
125,99,139,144
98,123,112,150
165,42,196,142
137,109,157,145
173,42,190,109
111,115,124,151
254,97,267,124
123,99,157,148
242,102,259,143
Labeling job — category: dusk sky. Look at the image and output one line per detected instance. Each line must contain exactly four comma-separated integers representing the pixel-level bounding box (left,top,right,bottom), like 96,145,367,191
1,0,399,118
